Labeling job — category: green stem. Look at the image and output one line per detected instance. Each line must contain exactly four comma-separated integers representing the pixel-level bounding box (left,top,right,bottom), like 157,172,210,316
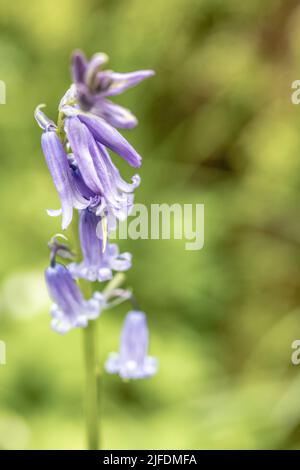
82,317,100,450
80,273,126,450
71,208,126,450
71,212,100,449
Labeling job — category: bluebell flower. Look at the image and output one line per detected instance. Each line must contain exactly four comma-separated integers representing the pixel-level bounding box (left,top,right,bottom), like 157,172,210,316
40,129,90,229
45,262,105,334
63,110,142,168
105,311,158,379
35,49,150,230
69,209,132,282
36,107,139,229
59,49,155,169
69,160,102,208
70,50,154,129
64,116,140,217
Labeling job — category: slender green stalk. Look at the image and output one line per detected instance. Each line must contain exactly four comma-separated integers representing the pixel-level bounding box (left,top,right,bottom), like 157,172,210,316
80,273,126,450
71,212,126,450
82,316,100,450
71,213,99,449
69,210,98,449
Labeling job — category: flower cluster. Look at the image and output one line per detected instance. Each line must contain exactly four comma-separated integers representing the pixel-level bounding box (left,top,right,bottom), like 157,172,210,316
35,50,157,380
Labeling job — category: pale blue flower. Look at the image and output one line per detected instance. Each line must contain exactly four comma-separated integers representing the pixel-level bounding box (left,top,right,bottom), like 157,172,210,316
40,130,89,229
69,209,132,282
45,262,105,334
106,311,158,379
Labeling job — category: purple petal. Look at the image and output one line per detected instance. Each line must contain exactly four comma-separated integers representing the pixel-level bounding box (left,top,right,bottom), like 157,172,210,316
41,131,88,229
78,113,142,168
97,143,140,192
45,263,84,318
101,70,155,97
85,52,109,88
91,99,138,129
79,209,103,268
65,117,104,194
71,165,95,199
89,139,124,208
76,83,94,111
71,50,87,84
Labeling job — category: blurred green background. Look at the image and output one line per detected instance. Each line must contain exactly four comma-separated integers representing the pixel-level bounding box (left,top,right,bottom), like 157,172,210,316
0,0,300,450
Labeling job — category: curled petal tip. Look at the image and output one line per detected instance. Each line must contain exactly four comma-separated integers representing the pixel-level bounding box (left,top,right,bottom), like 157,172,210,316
86,53,109,90
49,233,68,244
48,234,74,266
47,208,62,217
34,104,57,131
90,52,109,67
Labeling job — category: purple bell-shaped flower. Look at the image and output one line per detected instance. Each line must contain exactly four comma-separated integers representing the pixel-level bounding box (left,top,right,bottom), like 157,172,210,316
45,262,105,334
105,311,157,379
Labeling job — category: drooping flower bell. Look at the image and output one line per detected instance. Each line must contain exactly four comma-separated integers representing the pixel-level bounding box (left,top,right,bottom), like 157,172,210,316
40,127,90,230
45,261,105,334
36,109,140,231
105,311,158,379
64,110,142,168
69,209,132,282
64,116,140,218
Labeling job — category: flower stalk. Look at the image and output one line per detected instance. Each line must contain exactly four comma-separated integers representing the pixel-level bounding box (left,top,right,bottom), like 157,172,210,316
73,209,100,449
83,316,100,449
80,272,126,450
